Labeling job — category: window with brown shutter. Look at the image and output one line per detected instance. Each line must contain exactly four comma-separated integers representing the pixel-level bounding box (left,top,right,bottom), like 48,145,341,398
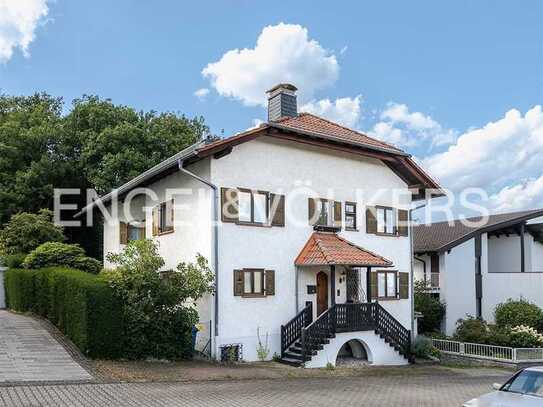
333,201,342,229
152,207,159,236
399,272,409,299
345,202,357,230
270,194,285,227
233,269,275,297
376,270,398,299
233,270,244,296
397,209,409,236
309,198,341,228
308,197,317,225
370,271,378,300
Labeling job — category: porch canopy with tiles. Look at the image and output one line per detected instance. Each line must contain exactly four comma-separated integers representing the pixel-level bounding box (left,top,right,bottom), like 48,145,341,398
294,230,393,315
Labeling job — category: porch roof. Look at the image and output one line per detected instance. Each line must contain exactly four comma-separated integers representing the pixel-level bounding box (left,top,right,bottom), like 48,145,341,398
295,232,393,267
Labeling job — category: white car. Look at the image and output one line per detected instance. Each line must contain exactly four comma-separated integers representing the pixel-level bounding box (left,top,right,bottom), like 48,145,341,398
464,367,543,406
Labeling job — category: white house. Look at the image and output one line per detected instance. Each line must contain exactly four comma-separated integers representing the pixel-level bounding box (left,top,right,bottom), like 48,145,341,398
80,84,441,367
414,209,543,336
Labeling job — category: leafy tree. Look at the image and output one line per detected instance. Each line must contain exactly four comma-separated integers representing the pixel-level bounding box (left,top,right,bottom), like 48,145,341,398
495,299,543,329
0,209,64,256
0,93,208,258
104,240,214,359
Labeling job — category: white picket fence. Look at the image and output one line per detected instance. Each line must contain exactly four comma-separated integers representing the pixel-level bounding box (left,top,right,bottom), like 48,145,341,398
432,338,543,363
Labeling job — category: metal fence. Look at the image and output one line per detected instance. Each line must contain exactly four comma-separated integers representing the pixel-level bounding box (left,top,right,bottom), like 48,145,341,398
432,338,543,363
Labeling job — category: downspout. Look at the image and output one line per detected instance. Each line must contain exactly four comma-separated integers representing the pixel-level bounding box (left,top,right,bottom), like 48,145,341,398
410,202,427,342
178,160,220,343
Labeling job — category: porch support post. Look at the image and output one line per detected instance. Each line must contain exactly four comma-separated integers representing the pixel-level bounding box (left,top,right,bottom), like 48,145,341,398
520,222,526,273
366,266,372,302
330,265,336,306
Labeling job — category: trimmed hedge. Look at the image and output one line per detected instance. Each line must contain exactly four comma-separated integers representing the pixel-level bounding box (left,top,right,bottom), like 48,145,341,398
4,267,123,359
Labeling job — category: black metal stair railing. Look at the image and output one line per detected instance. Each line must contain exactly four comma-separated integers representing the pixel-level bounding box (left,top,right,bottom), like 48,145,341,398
373,303,412,356
280,303,312,358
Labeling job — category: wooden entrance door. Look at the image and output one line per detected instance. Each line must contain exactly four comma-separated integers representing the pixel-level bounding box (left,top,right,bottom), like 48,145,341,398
316,271,328,316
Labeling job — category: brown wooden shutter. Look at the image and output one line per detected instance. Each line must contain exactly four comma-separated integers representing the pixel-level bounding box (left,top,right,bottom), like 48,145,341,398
399,272,409,299
168,199,174,231
221,187,239,223
233,270,244,296
152,206,159,236
370,271,378,300
308,198,316,225
431,253,439,274
270,194,285,227
265,270,275,295
119,221,128,244
397,209,408,236
366,206,377,234
333,201,342,228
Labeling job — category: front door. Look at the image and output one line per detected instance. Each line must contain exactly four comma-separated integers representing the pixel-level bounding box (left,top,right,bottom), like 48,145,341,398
316,271,328,316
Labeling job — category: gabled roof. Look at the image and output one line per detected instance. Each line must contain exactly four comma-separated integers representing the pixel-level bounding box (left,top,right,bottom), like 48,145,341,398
414,209,543,253
76,112,442,216
295,232,393,267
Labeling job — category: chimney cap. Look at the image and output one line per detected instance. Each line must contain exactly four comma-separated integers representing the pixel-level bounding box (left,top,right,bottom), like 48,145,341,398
266,83,298,94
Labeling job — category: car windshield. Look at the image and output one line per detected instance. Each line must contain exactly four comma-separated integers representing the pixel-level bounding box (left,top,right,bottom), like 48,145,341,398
502,370,543,397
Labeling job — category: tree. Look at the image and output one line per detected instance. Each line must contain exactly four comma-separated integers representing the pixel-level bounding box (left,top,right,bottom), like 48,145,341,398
0,93,208,258
103,240,214,359
0,209,65,256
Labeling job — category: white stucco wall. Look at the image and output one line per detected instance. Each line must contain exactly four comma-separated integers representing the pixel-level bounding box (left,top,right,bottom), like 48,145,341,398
488,233,532,273
211,136,413,362
532,241,543,272
305,331,408,368
441,239,476,335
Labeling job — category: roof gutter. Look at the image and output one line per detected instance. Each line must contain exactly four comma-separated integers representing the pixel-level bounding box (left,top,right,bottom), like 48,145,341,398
177,159,220,342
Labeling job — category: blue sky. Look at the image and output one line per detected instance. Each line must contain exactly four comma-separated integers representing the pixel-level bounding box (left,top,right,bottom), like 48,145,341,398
1,0,543,214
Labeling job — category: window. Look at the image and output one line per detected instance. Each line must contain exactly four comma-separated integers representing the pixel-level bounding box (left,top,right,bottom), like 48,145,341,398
345,202,357,230
377,206,396,235
309,198,342,228
243,269,263,295
233,269,275,297
238,189,269,224
128,223,145,241
317,200,332,226
153,200,174,235
377,271,397,299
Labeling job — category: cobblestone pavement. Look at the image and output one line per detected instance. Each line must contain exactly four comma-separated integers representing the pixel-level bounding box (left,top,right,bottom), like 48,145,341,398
0,369,511,406
0,311,92,383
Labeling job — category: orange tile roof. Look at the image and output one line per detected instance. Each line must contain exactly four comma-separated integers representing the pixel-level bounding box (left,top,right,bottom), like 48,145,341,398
295,232,393,267
274,113,405,154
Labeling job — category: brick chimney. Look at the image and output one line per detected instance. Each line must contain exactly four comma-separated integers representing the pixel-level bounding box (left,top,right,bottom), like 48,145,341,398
266,83,298,122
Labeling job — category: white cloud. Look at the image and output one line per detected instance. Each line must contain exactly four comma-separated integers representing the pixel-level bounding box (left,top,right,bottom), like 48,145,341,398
194,88,210,100
0,0,49,63
301,95,362,128
370,103,456,148
490,175,543,212
340,46,348,55
422,105,543,193
202,23,339,106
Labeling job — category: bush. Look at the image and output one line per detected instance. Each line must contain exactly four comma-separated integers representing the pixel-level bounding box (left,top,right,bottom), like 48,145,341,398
103,240,214,360
414,281,446,333
2,253,27,268
495,299,543,329
4,267,123,358
508,326,543,348
23,242,101,274
412,336,439,359
0,209,64,256
454,317,488,343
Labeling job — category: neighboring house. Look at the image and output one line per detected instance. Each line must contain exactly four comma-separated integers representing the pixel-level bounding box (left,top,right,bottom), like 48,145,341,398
79,84,440,367
414,209,543,336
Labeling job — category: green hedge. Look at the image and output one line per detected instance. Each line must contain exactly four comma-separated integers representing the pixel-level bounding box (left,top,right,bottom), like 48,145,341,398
4,267,123,359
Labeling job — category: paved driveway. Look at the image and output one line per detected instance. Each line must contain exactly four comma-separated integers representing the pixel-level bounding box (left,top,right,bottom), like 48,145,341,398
0,369,511,406
0,311,92,383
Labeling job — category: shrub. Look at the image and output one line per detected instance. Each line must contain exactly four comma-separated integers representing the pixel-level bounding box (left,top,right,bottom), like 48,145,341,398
414,281,446,333
2,253,27,268
4,267,123,358
508,326,543,348
453,316,488,343
23,242,101,274
412,336,439,359
103,240,214,360
0,209,64,256
495,299,543,329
